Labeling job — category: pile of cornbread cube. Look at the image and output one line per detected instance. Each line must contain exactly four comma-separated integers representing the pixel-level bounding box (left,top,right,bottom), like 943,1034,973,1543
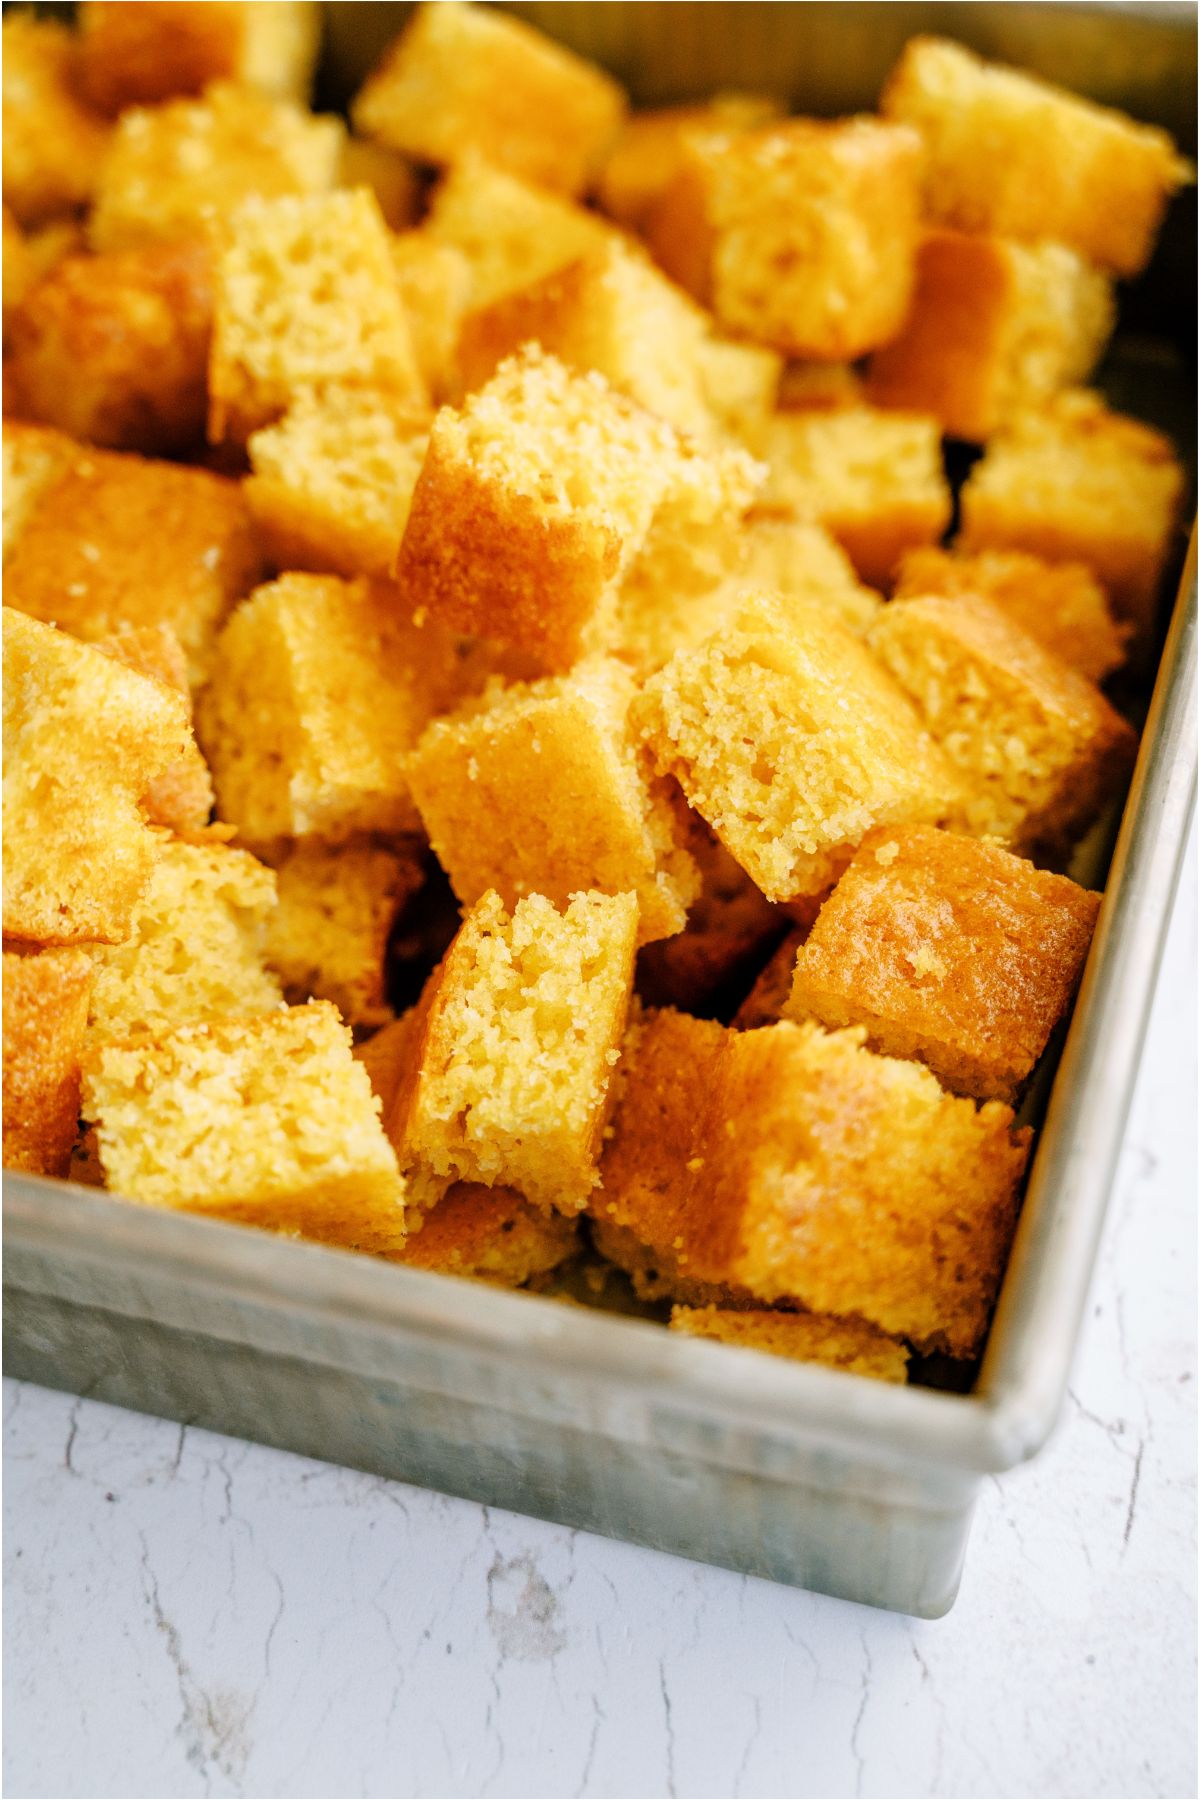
3,2,1189,1384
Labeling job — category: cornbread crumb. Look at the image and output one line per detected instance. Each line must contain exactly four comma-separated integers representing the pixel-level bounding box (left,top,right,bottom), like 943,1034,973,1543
78,1,320,113
198,573,475,845
4,444,263,686
408,658,699,944
881,35,1191,277
868,229,1114,442
868,594,1137,852
82,1001,407,1250
894,546,1128,683
635,592,960,901
352,0,626,199
389,889,638,1214
209,188,425,443
785,825,1101,1102
88,833,283,1040
596,92,783,233
89,81,343,254
266,836,425,1026
597,1009,1031,1355
245,386,433,578
958,390,1185,641
646,117,922,359
2,14,110,227
6,237,215,456
746,405,952,588
3,609,191,946
669,1305,910,1383
3,946,95,1177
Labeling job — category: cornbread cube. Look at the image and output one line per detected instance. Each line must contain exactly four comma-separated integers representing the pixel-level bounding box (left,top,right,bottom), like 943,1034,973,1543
881,36,1191,277
397,348,760,673
88,833,283,1041
636,823,783,1015
867,230,1115,443
3,609,191,945
197,573,473,845
407,658,699,944
735,514,882,636
635,592,961,902
266,836,425,1027
390,233,472,402
596,92,784,233
82,1002,407,1250
5,238,214,455
2,420,77,557
1,212,82,330
669,1306,910,1383
88,82,344,254
341,137,421,231
731,927,808,1031
596,1008,1031,1356
4,447,264,685
646,118,923,359
424,156,618,309
785,826,1101,1102
3,947,95,1177
777,361,865,412
245,386,433,579
868,595,1138,852
78,2,320,113
2,15,111,227
456,243,717,443
894,546,1128,683
694,334,783,445
209,189,425,444
388,889,638,1214
747,405,952,588
95,624,215,834
352,0,626,199
958,390,1185,640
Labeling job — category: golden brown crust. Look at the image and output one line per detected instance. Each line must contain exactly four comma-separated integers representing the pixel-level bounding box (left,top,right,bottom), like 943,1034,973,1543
2,15,111,228
78,2,320,114
669,1304,910,1383
93,624,214,834
3,945,95,1176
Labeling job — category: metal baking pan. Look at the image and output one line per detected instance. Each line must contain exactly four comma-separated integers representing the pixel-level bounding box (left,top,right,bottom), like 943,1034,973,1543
4,3,1197,1617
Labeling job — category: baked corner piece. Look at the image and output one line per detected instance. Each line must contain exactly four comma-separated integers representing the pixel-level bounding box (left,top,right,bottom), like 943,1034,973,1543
2,947,95,1177
82,1001,407,1252
388,889,639,1215
3,443,264,687
456,242,718,446
868,593,1137,853
3,609,191,946
88,80,344,254
396,346,760,673
197,573,474,845
88,832,283,1042
646,116,923,359
957,390,1185,644
245,386,433,579
867,229,1115,443
266,836,425,1027
669,1306,910,1384
407,658,700,945
209,188,426,444
596,1008,1031,1357
351,0,626,199
595,92,784,233
894,546,1128,684
2,13,110,228
94,623,215,834
635,592,961,902
77,2,320,113
881,35,1191,278
5,237,215,457
748,404,952,589
785,825,1101,1103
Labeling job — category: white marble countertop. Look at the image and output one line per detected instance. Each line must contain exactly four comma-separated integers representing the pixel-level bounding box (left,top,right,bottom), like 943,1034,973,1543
5,830,1195,1800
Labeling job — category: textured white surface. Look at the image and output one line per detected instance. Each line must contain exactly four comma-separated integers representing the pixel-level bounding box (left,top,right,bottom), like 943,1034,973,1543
4,833,1195,1800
